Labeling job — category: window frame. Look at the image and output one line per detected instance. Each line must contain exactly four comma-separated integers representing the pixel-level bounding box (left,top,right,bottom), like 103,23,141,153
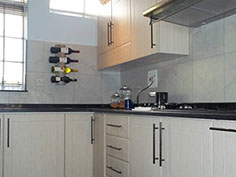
0,0,27,92
49,0,100,19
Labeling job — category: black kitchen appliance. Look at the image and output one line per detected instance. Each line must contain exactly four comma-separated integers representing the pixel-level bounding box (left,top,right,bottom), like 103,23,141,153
156,92,168,107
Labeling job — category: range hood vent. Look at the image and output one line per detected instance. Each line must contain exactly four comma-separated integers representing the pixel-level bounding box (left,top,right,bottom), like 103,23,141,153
143,0,236,27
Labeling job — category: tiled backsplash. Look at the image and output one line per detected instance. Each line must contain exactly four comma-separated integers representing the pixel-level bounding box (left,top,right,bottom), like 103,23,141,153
2,14,236,104
121,14,236,103
0,40,120,104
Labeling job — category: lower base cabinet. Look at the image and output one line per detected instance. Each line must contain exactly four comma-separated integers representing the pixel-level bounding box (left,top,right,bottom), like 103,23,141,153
93,113,106,177
162,118,212,177
129,115,161,177
65,113,94,177
211,120,236,177
129,115,212,177
3,113,65,177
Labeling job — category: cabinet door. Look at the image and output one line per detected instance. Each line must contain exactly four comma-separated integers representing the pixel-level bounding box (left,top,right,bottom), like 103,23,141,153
212,121,236,177
0,115,3,177
65,113,94,177
93,113,106,177
129,115,161,177
3,113,64,177
132,0,157,59
112,0,131,48
162,118,212,177
98,1,112,55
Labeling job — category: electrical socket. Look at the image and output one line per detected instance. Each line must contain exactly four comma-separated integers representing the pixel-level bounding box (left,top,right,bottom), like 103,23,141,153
148,70,158,88
35,79,44,87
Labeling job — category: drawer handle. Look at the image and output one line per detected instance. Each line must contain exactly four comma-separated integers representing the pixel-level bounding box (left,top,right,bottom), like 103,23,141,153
107,124,122,128
210,127,236,133
107,166,122,174
107,145,122,151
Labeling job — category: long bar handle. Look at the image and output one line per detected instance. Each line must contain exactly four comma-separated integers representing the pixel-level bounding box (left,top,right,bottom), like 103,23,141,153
107,23,110,46
107,166,122,174
7,118,10,148
110,21,114,44
91,117,95,144
107,145,122,151
210,127,236,133
159,122,165,167
153,124,159,164
150,19,156,49
107,124,122,128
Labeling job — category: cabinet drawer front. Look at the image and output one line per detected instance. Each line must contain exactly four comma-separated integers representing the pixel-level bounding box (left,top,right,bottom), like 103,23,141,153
106,135,129,162
106,114,129,138
106,156,129,177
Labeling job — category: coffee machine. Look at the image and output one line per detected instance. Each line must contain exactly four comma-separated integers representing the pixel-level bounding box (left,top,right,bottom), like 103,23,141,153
149,92,168,109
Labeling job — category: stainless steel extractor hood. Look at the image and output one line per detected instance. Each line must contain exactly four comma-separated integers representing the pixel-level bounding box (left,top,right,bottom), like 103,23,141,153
143,0,236,27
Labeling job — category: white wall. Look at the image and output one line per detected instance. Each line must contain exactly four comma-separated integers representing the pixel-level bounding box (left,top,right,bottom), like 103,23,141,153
28,0,98,46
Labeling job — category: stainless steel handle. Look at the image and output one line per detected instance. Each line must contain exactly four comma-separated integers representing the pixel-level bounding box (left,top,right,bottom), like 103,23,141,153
153,124,159,164
107,145,122,151
91,117,95,144
159,122,165,167
210,127,236,133
107,124,122,128
107,166,122,174
110,21,114,44
107,23,110,46
150,19,156,49
7,118,10,148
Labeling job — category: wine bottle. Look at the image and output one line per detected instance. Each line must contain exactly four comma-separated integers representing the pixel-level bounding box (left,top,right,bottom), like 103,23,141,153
50,47,80,55
49,56,79,64
51,76,77,83
51,66,78,74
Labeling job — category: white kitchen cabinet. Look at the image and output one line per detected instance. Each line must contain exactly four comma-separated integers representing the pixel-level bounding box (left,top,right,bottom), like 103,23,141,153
162,118,212,177
98,0,189,70
131,0,157,59
129,115,212,177
3,113,64,177
211,120,236,177
65,113,94,177
0,115,3,177
132,0,189,60
97,0,132,69
112,0,131,48
93,113,106,177
129,115,161,177
98,1,112,55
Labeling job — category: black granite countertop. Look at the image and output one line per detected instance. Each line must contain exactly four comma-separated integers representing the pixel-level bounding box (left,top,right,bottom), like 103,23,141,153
0,104,236,120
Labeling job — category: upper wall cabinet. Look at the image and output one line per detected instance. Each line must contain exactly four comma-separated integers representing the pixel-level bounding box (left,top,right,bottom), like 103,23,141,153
98,1,112,55
98,0,132,69
97,0,189,70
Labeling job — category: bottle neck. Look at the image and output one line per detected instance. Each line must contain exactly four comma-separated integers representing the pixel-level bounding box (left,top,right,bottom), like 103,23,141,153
70,79,77,82
71,69,78,72
71,50,80,53
71,59,79,63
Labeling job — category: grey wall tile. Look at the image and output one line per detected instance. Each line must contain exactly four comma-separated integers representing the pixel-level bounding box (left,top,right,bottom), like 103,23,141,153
0,92,9,103
42,73,74,104
101,71,120,104
224,51,236,102
158,61,193,103
73,73,102,104
27,40,44,73
224,14,236,54
192,55,225,102
192,19,224,60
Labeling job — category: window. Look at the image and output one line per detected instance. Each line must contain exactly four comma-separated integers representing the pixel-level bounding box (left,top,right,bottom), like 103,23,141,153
50,0,103,18
0,0,27,91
